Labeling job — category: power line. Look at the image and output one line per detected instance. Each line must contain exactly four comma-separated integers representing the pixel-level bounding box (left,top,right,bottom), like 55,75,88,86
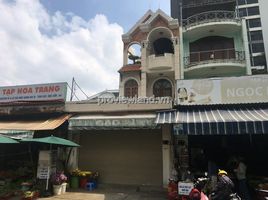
68,77,89,101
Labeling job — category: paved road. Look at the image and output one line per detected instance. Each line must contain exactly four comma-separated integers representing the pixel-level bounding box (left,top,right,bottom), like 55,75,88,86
40,184,167,200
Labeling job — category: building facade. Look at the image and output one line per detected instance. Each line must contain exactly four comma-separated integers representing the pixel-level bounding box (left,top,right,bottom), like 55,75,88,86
171,0,267,75
66,10,179,186
164,0,268,189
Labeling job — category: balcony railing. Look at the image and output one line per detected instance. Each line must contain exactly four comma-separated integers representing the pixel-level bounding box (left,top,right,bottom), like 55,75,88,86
184,48,245,68
183,11,239,29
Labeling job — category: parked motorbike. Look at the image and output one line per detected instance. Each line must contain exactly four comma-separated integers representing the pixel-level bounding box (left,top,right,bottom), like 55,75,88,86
168,178,179,200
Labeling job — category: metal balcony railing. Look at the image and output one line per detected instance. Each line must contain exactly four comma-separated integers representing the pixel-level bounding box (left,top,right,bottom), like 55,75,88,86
183,11,239,29
184,48,245,68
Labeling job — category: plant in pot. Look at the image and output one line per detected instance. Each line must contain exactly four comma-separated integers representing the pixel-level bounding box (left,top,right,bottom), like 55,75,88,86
50,171,67,195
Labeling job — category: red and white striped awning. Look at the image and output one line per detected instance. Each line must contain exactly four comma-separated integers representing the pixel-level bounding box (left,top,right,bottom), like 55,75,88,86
155,105,268,135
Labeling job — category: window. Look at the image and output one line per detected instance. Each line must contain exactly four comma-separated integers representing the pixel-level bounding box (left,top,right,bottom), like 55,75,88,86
153,38,174,56
248,18,261,28
239,8,247,17
237,0,246,5
250,31,263,41
247,6,260,16
240,7,260,17
124,79,138,98
253,55,267,66
246,0,258,4
237,0,258,5
251,42,265,53
153,79,172,97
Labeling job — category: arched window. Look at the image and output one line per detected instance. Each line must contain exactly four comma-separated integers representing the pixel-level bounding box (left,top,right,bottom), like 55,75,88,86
124,79,138,98
153,79,172,97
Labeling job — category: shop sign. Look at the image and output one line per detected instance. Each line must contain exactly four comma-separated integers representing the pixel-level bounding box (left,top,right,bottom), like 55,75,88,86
176,75,268,105
178,182,194,195
37,151,57,179
0,82,67,103
70,118,156,129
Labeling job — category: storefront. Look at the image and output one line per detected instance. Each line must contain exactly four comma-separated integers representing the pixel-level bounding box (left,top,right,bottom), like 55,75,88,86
68,112,171,186
155,75,268,197
0,82,71,199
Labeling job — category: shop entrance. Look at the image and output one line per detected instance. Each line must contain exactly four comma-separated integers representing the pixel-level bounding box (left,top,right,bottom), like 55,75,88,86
78,129,163,186
187,134,268,177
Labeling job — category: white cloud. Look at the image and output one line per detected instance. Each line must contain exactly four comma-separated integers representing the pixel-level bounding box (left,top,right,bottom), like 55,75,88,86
0,0,123,100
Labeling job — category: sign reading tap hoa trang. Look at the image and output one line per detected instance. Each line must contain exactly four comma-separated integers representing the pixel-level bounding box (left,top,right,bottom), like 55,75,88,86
176,75,268,105
0,82,67,103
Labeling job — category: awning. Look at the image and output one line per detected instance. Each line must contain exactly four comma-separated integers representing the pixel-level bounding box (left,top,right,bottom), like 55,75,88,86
155,106,268,135
69,114,158,130
0,130,34,139
0,114,71,131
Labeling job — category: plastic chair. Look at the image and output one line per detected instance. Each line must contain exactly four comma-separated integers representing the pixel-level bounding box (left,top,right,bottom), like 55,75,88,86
86,182,94,191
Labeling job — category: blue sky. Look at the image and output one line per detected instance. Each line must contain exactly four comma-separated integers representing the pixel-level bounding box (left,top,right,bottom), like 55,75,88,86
41,0,170,32
0,0,170,100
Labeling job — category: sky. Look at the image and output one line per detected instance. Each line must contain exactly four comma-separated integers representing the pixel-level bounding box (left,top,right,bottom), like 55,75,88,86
0,0,170,100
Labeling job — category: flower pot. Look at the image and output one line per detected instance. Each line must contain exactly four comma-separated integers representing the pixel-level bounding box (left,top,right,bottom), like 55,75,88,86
61,183,67,194
53,185,62,195
70,176,79,189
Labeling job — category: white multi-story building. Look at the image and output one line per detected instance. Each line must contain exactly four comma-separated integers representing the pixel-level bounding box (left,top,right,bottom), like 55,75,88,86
237,0,267,74
171,0,267,75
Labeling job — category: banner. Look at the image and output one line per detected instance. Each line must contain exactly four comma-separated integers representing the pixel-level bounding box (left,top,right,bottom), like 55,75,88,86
176,75,268,105
0,82,67,103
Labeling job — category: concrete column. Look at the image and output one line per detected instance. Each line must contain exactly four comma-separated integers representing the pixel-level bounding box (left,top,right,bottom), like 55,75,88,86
162,124,172,187
140,72,147,97
67,133,80,171
241,19,252,75
119,79,124,97
140,40,149,97
123,44,129,65
173,37,180,80
179,26,184,79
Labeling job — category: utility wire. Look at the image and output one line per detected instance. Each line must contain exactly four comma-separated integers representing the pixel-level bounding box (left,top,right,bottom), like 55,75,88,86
67,78,89,101
73,79,90,99
67,83,80,101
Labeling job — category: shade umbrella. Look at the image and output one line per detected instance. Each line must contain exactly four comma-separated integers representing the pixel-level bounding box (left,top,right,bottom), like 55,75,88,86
0,135,19,144
22,135,79,190
22,135,79,147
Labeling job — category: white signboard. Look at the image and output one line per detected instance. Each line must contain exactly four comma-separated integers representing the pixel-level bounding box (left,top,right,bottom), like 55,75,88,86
178,182,194,195
37,166,50,179
176,75,268,105
37,151,50,179
0,82,67,103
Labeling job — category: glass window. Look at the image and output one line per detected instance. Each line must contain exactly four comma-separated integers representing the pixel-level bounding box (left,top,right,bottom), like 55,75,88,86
247,7,260,16
248,18,261,28
124,79,138,98
239,8,247,17
246,0,258,4
253,55,266,66
252,43,265,53
250,31,263,41
237,0,246,5
153,79,172,97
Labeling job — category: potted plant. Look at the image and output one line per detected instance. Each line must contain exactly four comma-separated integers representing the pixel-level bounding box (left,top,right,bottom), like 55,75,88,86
50,171,67,195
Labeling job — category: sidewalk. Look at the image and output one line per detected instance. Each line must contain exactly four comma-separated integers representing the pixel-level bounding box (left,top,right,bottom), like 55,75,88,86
40,184,167,200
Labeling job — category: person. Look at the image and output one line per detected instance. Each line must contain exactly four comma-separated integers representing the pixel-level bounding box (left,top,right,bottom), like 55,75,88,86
189,188,209,200
234,157,251,200
211,169,234,200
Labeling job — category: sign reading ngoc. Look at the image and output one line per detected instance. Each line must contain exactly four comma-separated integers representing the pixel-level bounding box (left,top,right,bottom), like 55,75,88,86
0,82,67,103
176,75,268,105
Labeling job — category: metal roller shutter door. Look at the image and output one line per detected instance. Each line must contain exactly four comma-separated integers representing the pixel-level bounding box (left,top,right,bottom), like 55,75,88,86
78,129,163,186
